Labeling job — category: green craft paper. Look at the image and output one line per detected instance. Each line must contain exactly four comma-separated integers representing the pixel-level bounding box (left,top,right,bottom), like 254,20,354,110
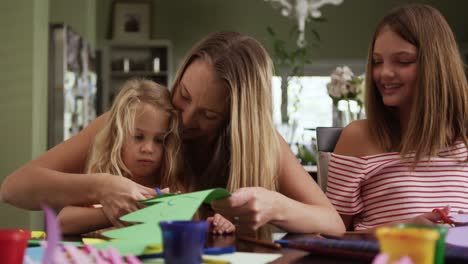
139,193,176,206
122,195,200,223
139,188,230,206
203,188,231,203
102,222,161,241
121,188,230,223
99,188,230,254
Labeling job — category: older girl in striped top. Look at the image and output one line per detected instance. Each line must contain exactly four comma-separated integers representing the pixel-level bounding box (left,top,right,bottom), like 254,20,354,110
326,4,468,231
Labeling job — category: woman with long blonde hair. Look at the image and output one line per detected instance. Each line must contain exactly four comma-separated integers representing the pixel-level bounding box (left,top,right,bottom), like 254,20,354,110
326,4,468,231
171,32,279,193
174,32,343,234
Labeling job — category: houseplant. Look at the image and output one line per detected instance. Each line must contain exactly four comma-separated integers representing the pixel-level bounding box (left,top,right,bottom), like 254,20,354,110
267,26,319,165
266,25,318,125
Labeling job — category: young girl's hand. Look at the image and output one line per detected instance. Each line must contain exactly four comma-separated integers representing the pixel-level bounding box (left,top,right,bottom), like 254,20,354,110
96,174,156,227
155,187,170,196
207,213,236,235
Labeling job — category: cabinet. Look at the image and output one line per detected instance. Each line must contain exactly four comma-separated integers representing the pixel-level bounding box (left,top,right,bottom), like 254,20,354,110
101,39,173,111
48,24,97,148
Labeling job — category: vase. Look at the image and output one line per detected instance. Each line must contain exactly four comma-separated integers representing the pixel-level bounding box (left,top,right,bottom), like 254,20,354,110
332,100,361,127
332,104,343,127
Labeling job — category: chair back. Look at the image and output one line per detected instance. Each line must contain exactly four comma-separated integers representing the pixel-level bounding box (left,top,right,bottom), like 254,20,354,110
316,127,343,191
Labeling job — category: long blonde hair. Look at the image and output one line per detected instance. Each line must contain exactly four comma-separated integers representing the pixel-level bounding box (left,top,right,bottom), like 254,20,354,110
172,31,280,192
86,79,184,189
365,4,468,161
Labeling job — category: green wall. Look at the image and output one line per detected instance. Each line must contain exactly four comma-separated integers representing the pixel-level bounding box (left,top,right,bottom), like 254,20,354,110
0,0,49,229
50,0,97,48
97,0,468,71
0,0,98,230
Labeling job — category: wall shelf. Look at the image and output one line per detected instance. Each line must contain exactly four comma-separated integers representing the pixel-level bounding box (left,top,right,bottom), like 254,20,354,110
101,39,173,112
110,71,168,77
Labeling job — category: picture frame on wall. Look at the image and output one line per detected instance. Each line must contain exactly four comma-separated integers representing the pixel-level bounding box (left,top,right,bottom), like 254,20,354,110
111,0,152,41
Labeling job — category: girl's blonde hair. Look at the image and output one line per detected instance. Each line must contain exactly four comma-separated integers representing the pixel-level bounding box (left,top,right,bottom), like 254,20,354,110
365,4,468,161
86,79,184,189
172,31,280,192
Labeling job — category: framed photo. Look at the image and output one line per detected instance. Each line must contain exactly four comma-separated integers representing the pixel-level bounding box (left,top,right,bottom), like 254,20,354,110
112,0,151,41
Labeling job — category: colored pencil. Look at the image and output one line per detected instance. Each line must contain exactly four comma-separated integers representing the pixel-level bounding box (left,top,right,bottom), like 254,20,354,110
237,235,281,249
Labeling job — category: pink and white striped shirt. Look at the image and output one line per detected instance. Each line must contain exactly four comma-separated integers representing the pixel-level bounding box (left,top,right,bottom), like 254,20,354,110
326,141,468,230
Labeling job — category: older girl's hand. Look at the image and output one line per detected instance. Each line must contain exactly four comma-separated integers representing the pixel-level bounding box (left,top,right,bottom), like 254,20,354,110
211,187,281,231
405,205,451,226
95,174,156,227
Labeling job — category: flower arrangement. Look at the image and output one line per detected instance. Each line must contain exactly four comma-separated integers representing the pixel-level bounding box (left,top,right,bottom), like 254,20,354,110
326,66,365,126
326,66,365,106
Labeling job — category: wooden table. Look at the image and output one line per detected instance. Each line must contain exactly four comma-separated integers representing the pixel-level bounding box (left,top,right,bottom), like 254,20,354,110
78,226,372,263
206,226,373,264
79,225,465,264
84,224,467,264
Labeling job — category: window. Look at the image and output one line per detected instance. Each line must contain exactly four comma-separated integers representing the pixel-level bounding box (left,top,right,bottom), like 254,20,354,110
272,76,332,146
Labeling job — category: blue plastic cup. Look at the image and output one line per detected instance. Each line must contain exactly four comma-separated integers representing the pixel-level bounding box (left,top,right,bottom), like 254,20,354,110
159,221,208,264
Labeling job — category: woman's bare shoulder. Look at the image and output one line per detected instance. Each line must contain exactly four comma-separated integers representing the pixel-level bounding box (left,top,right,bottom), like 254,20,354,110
33,113,109,172
79,113,109,139
334,120,379,157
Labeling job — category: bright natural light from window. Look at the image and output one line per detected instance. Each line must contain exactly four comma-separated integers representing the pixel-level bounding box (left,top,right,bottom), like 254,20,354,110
272,76,332,145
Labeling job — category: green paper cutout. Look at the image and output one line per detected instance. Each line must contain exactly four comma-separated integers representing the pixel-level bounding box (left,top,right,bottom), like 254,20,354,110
203,188,231,203
139,193,176,206
139,188,230,206
123,195,201,223
122,188,230,223
102,222,161,240
98,188,230,255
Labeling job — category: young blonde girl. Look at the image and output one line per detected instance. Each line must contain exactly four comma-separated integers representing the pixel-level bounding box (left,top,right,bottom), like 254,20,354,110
58,79,234,235
87,79,182,189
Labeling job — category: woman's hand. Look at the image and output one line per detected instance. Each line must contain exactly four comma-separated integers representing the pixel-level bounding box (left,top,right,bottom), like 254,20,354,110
95,174,156,227
211,187,280,232
207,213,236,235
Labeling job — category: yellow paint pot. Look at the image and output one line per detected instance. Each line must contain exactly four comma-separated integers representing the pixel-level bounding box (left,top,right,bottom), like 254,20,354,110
376,226,439,264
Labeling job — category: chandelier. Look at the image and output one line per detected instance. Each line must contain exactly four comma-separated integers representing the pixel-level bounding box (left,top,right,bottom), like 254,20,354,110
265,0,344,47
